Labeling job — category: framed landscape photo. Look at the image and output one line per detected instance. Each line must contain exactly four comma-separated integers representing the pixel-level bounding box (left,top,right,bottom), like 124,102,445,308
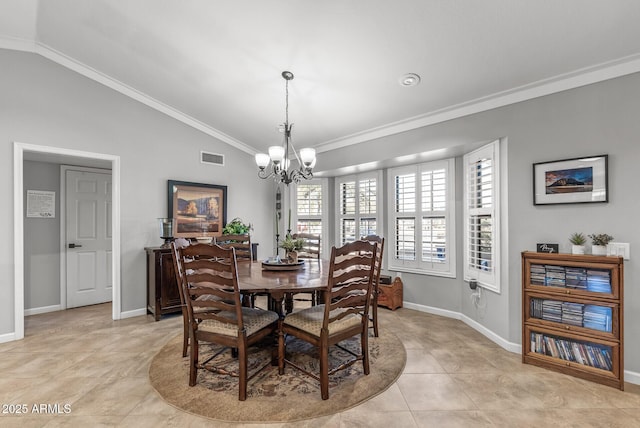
533,155,608,205
168,180,227,238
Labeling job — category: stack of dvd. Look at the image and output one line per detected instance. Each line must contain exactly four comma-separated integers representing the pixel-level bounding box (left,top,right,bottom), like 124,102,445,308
561,301,584,326
586,269,611,293
583,305,612,332
565,267,587,289
545,265,566,287
542,299,562,323
530,264,546,285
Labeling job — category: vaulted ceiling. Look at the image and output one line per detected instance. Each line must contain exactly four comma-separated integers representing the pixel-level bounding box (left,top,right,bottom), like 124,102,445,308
2,0,640,157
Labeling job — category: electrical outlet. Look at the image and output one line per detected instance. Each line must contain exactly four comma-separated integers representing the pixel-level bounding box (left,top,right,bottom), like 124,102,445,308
608,242,630,260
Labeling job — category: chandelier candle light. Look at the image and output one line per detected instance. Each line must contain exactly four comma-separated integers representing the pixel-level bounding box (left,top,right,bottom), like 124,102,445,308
255,71,316,185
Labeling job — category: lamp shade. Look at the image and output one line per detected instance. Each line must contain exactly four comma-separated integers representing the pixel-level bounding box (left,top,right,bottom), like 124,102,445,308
300,147,316,166
255,153,270,168
268,146,285,163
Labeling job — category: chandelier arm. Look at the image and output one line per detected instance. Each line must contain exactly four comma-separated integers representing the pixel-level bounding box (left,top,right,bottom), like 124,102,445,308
257,168,275,180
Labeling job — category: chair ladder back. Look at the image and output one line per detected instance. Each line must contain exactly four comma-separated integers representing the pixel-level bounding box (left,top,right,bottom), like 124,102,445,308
215,234,252,261
324,240,377,329
292,233,321,259
361,235,385,337
177,243,244,331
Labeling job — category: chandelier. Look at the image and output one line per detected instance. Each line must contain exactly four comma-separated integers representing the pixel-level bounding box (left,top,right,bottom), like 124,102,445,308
255,71,316,185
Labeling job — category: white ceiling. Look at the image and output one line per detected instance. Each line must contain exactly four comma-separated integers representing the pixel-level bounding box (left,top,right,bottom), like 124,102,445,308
2,0,640,156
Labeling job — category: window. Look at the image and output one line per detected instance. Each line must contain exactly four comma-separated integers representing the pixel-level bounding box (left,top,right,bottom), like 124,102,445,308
336,172,382,245
387,159,455,276
463,140,500,292
294,181,324,236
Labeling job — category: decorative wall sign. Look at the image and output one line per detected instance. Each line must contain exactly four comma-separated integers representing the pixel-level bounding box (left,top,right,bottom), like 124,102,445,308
536,243,559,253
533,155,608,205
26,190,55,218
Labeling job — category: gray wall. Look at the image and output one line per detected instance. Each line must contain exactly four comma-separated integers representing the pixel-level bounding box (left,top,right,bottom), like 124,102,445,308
1,49,274,331
23,160,61,310
2,48,638,375
319,72,640,374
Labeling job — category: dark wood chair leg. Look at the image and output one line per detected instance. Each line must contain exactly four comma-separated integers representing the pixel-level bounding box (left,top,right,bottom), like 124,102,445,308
278,323,285,374
320,331,329,400
372,290,379,337
189,336,198,386
238,338,247,401
362,324,370,375
182,310,189,357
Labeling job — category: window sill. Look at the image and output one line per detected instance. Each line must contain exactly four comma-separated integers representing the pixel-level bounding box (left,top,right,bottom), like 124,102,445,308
388,266,456,279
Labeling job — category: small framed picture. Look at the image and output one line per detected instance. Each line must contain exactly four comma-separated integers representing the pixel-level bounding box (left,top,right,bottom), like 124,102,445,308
533,155,608,205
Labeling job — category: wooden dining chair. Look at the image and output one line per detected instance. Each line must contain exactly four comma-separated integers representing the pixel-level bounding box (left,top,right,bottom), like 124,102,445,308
171,239,229,357
215,234,256,306
289,233,322,307
174,242,279,401
170,239,192,358
278,239,377,400
292,232,321,260
215,234,252,261
362,235,385,337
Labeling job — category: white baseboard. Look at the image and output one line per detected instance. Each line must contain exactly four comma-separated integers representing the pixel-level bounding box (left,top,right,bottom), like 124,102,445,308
120,308,147,319
460,314,522,354
24,304,62,316
625,369,640,386
403,301,519,353
0,332,17,344
401,301,638,385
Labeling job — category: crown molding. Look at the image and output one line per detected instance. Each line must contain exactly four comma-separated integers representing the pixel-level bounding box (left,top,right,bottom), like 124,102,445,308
4,35,640,156
0,36,256,156
314,53,640,154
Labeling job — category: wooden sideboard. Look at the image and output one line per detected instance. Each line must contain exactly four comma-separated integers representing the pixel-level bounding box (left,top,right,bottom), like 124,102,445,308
145,247,182,321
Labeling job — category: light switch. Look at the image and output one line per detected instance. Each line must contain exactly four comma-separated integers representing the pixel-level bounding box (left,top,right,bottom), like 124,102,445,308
608,242,630,260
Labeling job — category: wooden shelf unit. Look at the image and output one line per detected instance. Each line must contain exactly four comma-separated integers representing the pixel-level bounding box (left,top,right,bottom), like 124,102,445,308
521,251,624,390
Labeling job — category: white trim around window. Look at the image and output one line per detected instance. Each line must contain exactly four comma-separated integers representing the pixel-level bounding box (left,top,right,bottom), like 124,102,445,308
335,171,383,245
463,140,501,293
291,178,329,258
387,158,456,277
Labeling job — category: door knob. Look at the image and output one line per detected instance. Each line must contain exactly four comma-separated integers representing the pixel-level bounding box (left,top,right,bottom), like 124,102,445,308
68,243,83,248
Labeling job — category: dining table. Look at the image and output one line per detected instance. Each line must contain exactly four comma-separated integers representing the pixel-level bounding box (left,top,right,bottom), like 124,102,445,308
236,259,328,316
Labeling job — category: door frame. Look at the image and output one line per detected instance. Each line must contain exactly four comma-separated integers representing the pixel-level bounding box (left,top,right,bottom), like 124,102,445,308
13,142,121,341
60,165,113,310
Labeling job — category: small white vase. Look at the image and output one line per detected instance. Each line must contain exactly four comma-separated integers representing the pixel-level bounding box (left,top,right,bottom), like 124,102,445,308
591,245,607,256
571,245,585,255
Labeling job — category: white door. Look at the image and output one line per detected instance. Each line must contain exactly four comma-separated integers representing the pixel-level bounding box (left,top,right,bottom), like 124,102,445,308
66,169,112,308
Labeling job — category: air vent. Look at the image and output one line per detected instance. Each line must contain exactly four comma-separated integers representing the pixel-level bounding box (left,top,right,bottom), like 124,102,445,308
200,151,224,166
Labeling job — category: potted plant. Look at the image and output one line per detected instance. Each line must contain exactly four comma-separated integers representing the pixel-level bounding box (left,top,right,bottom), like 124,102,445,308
222,218,252,235
589,233,614,256
279,235,304,263
568,232,586,255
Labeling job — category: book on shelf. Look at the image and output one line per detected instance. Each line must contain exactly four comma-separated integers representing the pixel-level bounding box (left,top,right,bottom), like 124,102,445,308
530,332,613,371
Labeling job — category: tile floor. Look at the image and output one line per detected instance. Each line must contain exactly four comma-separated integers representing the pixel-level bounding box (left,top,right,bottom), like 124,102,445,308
0,303,639,427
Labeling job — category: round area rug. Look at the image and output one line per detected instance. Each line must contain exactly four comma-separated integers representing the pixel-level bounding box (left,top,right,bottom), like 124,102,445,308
149,331,406,423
